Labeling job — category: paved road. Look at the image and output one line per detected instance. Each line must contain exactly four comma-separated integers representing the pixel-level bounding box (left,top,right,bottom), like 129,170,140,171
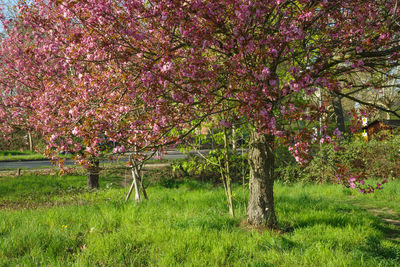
0,150,207,169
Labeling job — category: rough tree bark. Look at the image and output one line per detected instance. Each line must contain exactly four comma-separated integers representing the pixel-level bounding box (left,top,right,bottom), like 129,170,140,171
87,158,100,189
247,129,277,228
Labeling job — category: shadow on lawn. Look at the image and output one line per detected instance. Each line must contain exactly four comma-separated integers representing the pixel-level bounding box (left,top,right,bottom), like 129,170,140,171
361,232,400,262
276,194,357,228
0,174,124,205
276,194,400,262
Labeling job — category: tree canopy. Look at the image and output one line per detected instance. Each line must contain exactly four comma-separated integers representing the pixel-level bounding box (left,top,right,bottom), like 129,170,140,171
1,0,399,227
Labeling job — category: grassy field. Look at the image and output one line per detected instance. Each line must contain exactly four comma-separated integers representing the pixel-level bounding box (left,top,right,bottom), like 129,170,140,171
0,150,76,162
0,150,174,165
0,150,47,161
0,171,399,266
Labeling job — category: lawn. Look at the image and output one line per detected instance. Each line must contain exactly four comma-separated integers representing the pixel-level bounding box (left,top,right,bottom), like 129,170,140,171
0,150,76,162
0,150,47,162
0,171,399,266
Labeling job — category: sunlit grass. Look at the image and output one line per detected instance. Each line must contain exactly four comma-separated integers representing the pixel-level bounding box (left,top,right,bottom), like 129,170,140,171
0,150,47,161
0,150,178,164
0,173,399,266
0,150,75,162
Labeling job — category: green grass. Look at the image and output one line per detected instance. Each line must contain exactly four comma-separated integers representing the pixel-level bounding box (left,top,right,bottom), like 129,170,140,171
0,150,177,164
0,150,47,161
0,150,75,162
0,173,399,266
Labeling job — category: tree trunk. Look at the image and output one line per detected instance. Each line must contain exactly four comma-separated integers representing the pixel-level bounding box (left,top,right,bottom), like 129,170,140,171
28,131,33,152
138,173,148,200
87,158,100,189
332,95,346,133
223,128,234,217
232,124,237,151
247,130,277,228
226,177,234,217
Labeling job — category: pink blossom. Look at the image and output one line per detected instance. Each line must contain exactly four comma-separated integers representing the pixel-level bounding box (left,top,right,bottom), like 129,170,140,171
153,124,160,133
112,146,126,154
72,127,79,136
269,79,277,87
220,119,232,128
259,67,270,80
333,128,342,138
161,62,173,72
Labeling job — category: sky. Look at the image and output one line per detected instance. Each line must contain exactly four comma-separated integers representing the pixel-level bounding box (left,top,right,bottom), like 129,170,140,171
0,0,18,32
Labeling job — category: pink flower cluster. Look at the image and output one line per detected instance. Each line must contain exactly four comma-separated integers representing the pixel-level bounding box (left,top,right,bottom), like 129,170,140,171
336,167,388,194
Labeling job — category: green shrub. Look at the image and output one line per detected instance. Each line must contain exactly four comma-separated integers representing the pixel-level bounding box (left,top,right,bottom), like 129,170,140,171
172,150,249,183
275,134,400,184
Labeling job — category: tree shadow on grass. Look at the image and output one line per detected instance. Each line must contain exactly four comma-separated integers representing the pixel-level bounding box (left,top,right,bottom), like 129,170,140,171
276,194,358,228
0,174,124,210
359,231,400,262
276,194,400,263
361,212,400,262
153,177,215,191
100,174,126,189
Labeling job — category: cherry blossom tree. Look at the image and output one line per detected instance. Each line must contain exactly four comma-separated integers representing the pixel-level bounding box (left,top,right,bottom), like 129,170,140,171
0,0,207,192
1,0,400,227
